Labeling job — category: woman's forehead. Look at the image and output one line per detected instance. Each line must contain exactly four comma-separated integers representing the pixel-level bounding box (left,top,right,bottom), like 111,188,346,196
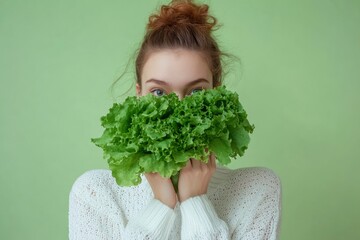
141,48,212,86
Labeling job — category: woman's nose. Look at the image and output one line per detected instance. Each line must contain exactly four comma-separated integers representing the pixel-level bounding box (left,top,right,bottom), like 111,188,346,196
174,92,184,100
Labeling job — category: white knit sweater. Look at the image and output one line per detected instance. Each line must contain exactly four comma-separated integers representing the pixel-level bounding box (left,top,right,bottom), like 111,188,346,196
68,165,281,240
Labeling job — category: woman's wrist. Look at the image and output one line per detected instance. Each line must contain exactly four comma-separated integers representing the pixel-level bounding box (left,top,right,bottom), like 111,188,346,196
145,172,178,209
154,192,177,209
178,189,207,202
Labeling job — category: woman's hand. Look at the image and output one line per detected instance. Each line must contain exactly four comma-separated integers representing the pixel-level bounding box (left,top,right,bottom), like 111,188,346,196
144,173,178,209
177,152,216,202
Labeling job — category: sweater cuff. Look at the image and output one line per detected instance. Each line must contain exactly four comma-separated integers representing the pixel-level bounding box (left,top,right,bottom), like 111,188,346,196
133,198,177,238
180,194,222,235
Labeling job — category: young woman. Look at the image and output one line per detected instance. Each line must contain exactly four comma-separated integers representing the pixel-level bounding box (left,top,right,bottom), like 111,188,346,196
69,0,281,239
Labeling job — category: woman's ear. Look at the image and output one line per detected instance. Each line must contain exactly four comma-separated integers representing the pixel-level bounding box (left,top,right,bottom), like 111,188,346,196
136,83,141,96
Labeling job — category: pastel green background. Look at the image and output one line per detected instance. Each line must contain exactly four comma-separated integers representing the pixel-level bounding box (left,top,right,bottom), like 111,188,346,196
1,0,359,239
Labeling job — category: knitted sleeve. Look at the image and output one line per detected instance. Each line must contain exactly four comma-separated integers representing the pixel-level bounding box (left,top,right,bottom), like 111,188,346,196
180,194,230,239
124,198,177,239
68,170,177,240
180,167,282,240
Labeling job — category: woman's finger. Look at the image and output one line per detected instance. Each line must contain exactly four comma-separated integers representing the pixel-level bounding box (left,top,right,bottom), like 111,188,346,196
183,159,192,170
208,153,216,168
191,158,201,169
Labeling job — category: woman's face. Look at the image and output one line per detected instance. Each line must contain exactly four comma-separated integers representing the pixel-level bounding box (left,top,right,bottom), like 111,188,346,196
137,48,213,99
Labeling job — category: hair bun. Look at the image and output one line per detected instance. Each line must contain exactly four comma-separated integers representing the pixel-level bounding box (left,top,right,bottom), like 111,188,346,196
147,0,217,33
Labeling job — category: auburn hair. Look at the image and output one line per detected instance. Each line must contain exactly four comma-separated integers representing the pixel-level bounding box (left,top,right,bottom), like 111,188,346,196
111,0,236,95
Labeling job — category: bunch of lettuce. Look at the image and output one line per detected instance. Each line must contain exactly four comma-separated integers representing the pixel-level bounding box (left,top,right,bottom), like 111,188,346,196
91,86,254,189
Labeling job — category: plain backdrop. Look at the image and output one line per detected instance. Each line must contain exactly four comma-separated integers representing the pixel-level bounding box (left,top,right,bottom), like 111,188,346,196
1,0,359,239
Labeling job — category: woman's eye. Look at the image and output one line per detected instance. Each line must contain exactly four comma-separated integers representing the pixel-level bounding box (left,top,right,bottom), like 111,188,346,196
151,89,165,97
190,88,203,95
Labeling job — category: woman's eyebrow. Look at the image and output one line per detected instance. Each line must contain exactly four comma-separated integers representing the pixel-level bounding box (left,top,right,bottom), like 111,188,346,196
145,78,209,86
186,78,209,87
145,79,169,86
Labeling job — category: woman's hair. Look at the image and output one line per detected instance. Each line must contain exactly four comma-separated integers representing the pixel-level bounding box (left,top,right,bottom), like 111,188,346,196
111,0,238,96
137,0,224,88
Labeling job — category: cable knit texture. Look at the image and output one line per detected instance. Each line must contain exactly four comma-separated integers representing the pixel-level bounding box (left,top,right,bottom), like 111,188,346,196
69,165,281,239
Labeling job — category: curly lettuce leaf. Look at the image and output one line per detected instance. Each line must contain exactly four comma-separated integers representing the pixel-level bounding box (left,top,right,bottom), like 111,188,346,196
91,86,255,187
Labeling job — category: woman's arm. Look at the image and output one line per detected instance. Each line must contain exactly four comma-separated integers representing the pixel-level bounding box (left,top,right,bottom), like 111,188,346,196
177,159,282,240
124,198,178,239
121,172,179,239
68,170,178,240
180,194,230,240
177,154,231,239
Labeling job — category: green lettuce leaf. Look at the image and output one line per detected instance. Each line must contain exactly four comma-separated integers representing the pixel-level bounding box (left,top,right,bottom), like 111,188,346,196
91,86,255,189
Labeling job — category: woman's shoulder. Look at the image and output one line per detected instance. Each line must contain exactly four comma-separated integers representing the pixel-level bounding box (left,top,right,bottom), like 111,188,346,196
69,169,152,201
211,165,281,195
68,169,154,220
71,169,114,188
69,169,116,201
231,166,281,192
210,166,281,233
211,166,281,218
